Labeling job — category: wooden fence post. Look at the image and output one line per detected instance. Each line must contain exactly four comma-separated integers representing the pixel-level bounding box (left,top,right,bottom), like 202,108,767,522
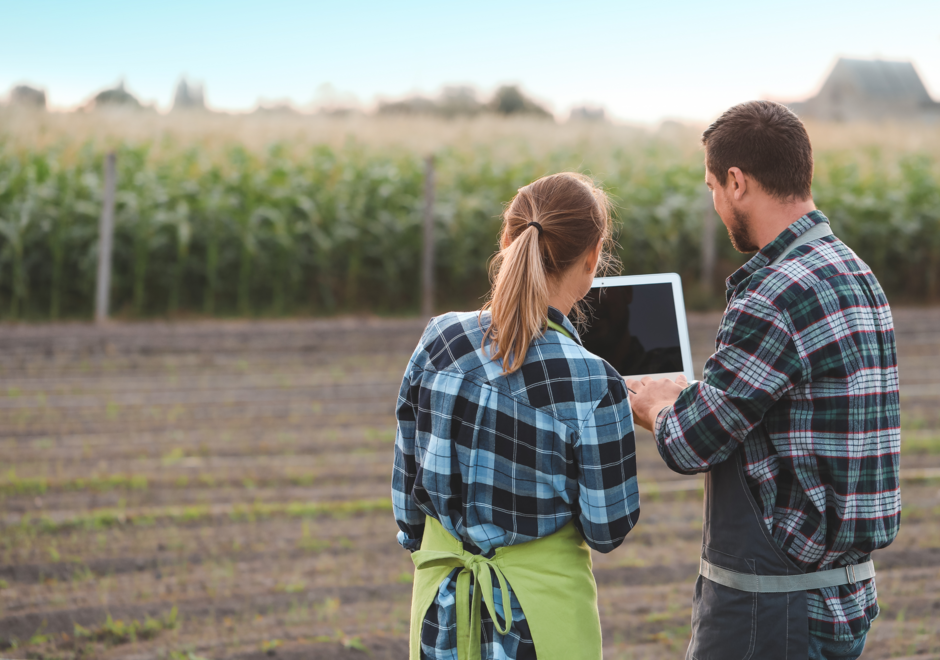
700,190,717,296
95,152,117,324
422,155,435,318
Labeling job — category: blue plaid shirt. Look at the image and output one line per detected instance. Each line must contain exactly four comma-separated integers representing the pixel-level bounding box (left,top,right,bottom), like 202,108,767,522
393,307,640,659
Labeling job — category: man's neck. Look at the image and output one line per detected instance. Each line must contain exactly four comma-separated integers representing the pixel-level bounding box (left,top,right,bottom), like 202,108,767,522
752,198,817,251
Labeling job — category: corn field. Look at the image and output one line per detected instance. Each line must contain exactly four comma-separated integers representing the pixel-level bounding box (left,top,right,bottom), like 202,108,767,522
1,127,939,320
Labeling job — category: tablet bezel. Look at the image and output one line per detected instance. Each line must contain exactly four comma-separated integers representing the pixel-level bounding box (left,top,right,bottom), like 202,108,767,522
585,273,695,382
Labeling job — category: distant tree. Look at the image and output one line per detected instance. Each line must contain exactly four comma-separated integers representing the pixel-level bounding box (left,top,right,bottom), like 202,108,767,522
437,86,484,117
253,102,299,116
489,85,552,118
377,95,439,115
9,85,46,109
373,85,551,119
569,105,606,122
378,87,484,118
312,83,361,116
90,80,143,109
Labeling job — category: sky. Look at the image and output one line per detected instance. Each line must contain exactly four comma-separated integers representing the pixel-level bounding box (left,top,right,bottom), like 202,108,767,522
2,0,939,123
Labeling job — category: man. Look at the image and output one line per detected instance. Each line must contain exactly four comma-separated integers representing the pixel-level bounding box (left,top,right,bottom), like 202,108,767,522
628,101,900,660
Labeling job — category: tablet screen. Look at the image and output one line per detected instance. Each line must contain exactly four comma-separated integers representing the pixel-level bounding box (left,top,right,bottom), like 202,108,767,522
575,283,685,378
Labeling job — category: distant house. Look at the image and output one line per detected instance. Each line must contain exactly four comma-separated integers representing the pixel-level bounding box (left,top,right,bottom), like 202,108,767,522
9,84,47,109
172,78,206,112
789,58,940,122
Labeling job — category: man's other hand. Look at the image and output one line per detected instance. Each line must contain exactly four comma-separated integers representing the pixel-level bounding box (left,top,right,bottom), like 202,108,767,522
626,375,688,432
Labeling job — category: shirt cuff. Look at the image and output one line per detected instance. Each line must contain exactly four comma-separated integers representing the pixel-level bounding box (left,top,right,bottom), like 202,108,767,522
397,530,421,552
653,405,673,441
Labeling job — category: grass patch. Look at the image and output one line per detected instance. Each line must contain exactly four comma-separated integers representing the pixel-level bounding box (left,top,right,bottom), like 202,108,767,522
0,469,329,497
0,471,149,497
23,498,392,534
161,447,186,466
901,436,940,455
290,473,316,487
73,606,178,645
168,651,211,660
899,503,940,522
276,580,307,593
363,427,396,443
650,624,692,653
260,638,283,652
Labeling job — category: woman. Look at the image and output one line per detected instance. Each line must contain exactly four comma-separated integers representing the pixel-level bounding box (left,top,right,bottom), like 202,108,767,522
392,172,639,660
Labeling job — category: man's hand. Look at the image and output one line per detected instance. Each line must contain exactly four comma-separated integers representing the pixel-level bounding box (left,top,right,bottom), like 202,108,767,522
626,375,689,432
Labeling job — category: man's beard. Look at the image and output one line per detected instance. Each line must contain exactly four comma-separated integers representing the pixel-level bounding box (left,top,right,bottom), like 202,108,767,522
726,206,759,253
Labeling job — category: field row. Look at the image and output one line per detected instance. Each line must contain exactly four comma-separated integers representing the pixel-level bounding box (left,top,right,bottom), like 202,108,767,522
2,313,938,658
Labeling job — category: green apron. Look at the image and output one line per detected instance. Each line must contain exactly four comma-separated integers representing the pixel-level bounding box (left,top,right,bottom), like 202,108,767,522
409,516,602,660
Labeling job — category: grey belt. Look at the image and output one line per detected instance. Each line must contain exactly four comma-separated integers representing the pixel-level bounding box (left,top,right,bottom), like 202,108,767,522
700,558,876,593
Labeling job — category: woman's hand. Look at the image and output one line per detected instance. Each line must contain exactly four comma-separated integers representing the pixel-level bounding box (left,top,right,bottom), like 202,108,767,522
625,374,688,433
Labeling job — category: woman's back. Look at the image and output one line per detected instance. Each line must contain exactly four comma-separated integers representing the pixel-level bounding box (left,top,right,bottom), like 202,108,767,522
393,307,639,659
393,307,639,554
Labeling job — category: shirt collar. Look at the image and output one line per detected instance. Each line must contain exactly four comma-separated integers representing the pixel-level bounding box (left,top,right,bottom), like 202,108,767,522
547,306,583,346
726,209,831,295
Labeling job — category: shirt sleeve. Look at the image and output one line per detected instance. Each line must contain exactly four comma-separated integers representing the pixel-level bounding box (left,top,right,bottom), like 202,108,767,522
655,293,804,474
574,368,641,553
391,327,432,552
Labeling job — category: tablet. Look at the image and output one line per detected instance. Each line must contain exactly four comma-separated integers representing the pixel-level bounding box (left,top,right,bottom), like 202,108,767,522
574,273,695,382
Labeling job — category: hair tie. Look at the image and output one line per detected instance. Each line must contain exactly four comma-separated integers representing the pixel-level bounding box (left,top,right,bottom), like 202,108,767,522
527,221,543,237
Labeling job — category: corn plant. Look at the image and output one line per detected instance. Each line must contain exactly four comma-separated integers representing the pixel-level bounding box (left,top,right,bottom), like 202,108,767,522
0,137,938,320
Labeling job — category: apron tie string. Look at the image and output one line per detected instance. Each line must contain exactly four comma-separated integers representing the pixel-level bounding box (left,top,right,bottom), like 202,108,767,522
412,549,513,660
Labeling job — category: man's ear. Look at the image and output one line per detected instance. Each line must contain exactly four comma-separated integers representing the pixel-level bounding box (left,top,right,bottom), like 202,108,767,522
728,167,747,201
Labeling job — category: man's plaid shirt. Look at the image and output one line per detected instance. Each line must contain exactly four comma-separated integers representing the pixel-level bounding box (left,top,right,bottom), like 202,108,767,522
393,307,640,659
655,210,901,641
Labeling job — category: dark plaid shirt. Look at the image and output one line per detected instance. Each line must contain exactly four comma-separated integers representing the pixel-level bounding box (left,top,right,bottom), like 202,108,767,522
655,210,901,641
393,307,640,659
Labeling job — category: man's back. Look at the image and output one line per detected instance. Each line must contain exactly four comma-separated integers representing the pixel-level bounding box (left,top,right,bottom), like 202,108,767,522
655,211,901,641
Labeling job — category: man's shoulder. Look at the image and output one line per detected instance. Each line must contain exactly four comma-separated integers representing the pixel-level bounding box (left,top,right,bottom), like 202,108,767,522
730,237,893,345
741,237,877,313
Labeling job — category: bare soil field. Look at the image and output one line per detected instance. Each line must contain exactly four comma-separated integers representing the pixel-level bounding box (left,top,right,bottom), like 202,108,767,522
1,309,938,659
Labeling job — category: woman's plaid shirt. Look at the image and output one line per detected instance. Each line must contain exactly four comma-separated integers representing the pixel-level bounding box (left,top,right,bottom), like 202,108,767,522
393,307,640,659
655,210,901,642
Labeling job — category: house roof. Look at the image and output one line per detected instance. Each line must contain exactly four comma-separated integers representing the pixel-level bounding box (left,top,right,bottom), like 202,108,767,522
826,58,935,104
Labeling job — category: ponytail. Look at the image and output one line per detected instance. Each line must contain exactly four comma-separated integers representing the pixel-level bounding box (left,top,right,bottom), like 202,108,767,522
482,172,613,375
484,223,550,374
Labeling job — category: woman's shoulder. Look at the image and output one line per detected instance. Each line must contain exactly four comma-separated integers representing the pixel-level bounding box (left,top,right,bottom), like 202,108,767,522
520,335,626,402
411,311,488,373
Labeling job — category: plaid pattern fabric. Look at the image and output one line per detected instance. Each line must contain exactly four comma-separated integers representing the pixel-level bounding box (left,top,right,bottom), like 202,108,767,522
421,581,535,660
655,210,901,641
393,307,640,659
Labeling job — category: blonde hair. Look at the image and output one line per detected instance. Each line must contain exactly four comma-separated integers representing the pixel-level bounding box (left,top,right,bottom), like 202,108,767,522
482,172,615,374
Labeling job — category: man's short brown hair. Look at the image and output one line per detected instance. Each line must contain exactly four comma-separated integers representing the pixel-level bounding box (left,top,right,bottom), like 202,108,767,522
702,100,814,201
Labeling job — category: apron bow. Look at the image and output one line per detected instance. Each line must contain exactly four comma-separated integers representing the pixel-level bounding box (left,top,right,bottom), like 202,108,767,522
412,548,513,660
